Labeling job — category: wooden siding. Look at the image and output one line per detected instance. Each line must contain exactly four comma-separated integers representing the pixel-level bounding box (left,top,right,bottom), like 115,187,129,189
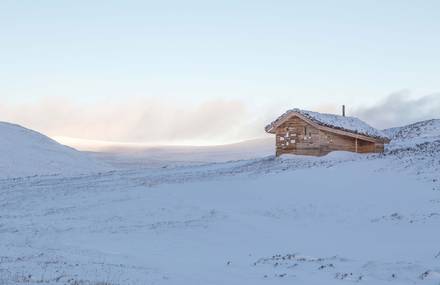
274,116,385,156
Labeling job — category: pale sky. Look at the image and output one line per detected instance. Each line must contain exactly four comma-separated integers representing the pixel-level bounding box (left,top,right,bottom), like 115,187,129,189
1,1,440,146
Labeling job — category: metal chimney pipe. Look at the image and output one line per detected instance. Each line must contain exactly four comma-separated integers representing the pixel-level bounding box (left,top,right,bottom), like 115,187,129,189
342,105,345,117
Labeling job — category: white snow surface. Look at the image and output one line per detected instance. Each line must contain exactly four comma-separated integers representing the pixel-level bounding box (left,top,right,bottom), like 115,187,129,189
1,119,440,285
266,108,388,140
0,122,108,178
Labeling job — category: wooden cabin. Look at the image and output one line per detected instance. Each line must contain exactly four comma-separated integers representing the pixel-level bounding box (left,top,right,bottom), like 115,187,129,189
265,108,390,157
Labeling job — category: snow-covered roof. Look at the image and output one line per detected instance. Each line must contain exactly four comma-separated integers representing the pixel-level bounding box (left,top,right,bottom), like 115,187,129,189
265,109,389,141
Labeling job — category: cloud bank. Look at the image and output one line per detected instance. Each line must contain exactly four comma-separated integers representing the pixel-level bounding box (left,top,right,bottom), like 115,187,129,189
353,91,440,129
0,97,271,146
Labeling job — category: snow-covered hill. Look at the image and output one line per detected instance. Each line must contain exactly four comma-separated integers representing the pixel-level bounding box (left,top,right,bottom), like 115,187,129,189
0,122,108,178
384,119,440,147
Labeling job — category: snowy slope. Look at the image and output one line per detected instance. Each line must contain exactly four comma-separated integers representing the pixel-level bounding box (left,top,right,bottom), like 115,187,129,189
0,122,108,178
384,119,440,146
1,145,439,285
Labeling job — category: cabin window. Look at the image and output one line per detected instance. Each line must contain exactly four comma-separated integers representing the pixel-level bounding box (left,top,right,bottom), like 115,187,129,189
304,126,307,134
326,135,333,143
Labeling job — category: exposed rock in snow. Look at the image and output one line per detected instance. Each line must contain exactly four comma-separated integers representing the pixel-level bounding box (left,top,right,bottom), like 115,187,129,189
0,122,108,178
266,108,388,140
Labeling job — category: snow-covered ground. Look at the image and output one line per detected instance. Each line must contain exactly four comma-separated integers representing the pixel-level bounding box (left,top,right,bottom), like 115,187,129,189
1,120,439,285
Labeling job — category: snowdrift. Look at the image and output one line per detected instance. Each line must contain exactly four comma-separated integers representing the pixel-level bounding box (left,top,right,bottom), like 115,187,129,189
0,122,108,178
